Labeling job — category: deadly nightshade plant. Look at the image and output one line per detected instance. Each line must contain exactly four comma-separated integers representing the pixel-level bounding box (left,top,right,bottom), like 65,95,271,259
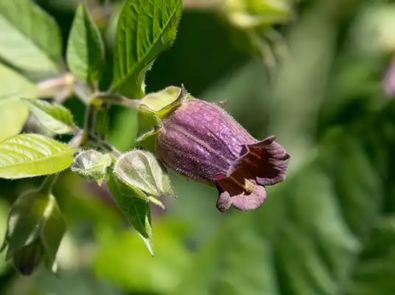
0,0,291,275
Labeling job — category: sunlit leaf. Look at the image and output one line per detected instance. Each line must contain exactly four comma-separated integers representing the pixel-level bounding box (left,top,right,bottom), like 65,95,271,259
0,134,75,179
23,99,75,134
0,64,39,105
67,4,104,88
0,100,29,142
106,170,154,255
111,0,183,98
0,0,62,77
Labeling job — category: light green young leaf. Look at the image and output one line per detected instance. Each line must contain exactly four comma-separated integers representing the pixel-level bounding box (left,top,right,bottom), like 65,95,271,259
0,134,75,179
23,99,75,134
106,170,154,255
111,0,183,98
67,4,104,88
0,100,29,142
0,0,62,77
0,64,39,105
71,150,112,185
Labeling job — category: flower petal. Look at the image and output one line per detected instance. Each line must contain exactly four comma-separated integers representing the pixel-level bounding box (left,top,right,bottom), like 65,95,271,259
232,184,267,211
229,135,290,186
215,174,267,212
216,190,232,212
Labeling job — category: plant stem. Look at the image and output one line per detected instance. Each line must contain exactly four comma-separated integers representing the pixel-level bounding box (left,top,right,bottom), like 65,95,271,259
95,93,141,109
40,174,59,195
88,134,122,158
37,74,75,100
68,130,84,148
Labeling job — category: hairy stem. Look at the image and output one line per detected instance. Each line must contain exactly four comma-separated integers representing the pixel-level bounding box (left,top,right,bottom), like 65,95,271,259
68,130,84,148
96,93,141,109
37,75,72,90
89,134,122,158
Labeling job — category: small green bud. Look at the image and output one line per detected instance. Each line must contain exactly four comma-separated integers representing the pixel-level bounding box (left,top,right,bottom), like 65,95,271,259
12,239,43,276
71,150,112,185
113,150,175,205
0,179,66,275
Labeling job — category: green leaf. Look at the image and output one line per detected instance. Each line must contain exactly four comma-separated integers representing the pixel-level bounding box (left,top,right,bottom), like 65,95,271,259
93,220,191,293
0,0,62,77
111,0,183,98
174,99,395,295
67,4,104,88
23,99,75,134
106,170,154,255
0,134,75,179
114,150,175,200
0,100,29,142
71,150,112,184
0,64,39,105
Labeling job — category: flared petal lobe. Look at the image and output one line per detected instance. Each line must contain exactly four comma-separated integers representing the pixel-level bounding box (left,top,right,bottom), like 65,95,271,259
215,136,290,211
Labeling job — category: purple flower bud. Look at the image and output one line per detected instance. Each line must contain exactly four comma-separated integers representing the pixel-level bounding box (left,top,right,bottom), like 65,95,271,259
156,99,290,212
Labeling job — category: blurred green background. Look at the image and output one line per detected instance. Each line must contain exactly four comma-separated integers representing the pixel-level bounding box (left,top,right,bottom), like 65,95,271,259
2,0,395,294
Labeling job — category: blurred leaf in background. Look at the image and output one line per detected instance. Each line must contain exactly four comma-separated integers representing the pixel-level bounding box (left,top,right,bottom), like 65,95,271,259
0,0,63,79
